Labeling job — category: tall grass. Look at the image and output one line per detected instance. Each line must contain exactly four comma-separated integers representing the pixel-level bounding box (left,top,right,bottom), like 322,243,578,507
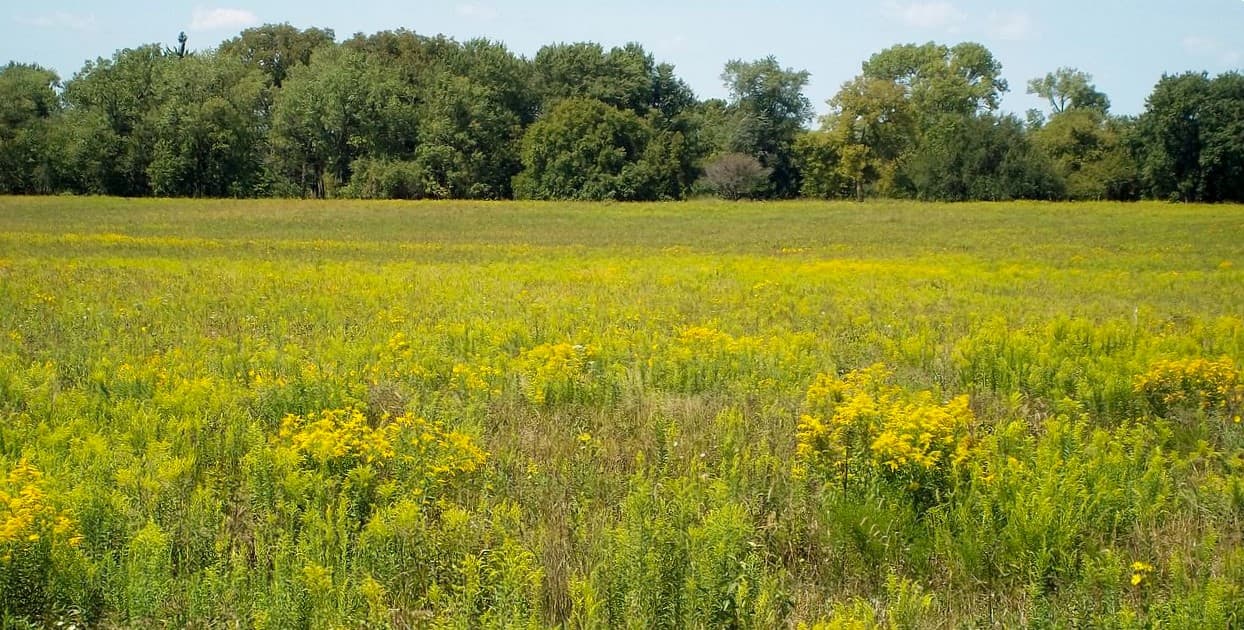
0,197,1241,627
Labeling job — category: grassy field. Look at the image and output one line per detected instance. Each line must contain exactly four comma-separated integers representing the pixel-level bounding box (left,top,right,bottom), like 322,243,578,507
1,196,1242,628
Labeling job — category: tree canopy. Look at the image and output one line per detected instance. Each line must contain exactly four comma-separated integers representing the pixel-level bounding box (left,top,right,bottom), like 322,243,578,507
1,27,1241,202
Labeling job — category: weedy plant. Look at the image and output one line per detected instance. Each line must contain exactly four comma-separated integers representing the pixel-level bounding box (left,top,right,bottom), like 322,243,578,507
0,197,1241,627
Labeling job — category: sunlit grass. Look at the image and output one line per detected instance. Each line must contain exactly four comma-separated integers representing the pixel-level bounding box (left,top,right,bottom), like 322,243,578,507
0,197,1242,627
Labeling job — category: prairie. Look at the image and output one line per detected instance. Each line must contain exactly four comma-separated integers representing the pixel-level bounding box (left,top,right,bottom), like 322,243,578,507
1,197,1242,627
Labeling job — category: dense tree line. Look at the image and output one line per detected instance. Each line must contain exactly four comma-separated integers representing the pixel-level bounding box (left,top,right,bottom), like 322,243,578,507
2,25,1243,202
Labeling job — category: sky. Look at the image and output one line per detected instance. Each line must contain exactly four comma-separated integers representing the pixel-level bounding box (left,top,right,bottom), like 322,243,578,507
3,0,1243,119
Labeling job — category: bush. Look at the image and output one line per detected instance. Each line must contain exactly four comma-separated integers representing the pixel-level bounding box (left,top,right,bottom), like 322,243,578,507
700,153,771,200
343,158,428,199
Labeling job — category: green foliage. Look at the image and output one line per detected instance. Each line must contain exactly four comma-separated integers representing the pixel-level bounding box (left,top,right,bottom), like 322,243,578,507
5,27,1240,202
900,113,1063,201
218,23,336,88
269,46,418,197
60,44,173,196
721,56,813,197
342,158,428,199
861,42,1008,118
0,63,62,195
2,197,1243,626
1027,67,1111,115
146,55,268,197
1135,71,1244,202
1031,109,1141,200
514,98,674,201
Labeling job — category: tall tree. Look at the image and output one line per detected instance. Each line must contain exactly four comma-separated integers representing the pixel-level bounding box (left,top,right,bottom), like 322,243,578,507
900,113,1062,201
861,42,1008,118
1027,67,1110,115
61,44,173,195
412,73,524,199
1134,71,1244,202
218,24,335,88
720,56,812,197
513,97,666,201
819,76,915,198
1031,109,1139,200
0,63,62,193
268,47,417,197
146,55,267,197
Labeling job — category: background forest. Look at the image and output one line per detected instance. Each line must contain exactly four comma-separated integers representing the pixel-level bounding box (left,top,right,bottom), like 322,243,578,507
2,25,1243,203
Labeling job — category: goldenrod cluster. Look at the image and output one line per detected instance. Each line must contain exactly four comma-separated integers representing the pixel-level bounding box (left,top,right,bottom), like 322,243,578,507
0,460,82,560
1130,561,1155,586
516,342,595,404
1134,357,1243,417
276,409,487,484
795,364,976,484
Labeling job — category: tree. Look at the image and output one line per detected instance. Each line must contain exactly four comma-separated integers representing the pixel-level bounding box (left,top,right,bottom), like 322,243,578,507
61,44,173,196
1027,67,1110,115
861,42,1008,118
146,54,267,197
531,42,654,117
797,42,1011,201
411,72,524,199
218,24,335,88
900,113,1062,201
0,63,62,193
269,47,417,197
1134,71,1244,202
701,153,771,200
1031,108,1139,200
720,56,812,197
818,76,915,198
513,98,662,200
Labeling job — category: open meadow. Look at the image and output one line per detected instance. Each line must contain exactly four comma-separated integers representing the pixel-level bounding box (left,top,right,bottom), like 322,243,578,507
1,197,1243,628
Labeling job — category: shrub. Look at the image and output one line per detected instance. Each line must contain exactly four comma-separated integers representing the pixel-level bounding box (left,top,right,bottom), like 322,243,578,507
701,153,772,200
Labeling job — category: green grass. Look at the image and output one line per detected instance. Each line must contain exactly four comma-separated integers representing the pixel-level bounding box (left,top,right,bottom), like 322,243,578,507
0,196,1242,628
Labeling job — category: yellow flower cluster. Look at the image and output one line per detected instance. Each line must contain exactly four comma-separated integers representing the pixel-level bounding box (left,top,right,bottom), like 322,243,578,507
870,393,974,472
276,409,488,484
278,409,395,467
669,326,762,362
0,460,82,556
1134,357,1242,416
516,343,595,404
796,364,976,482
451,362,501,398
1130,561,1154,586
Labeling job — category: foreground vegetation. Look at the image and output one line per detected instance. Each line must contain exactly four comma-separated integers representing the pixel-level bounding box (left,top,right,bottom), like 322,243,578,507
2,197,1243,627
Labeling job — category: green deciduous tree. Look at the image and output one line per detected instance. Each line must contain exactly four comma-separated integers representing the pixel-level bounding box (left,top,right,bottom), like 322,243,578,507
513,98,668,201
1031,109,1140,200
862,42,1008,118
1135,71,1244,202
61,45,173,196
146,55,267,197
532,42,654,117
720,56,812,197
218,24,335,88
269,47,417,197
900,113,1062,201
1027,67,1110,116
0,62,63,194
411,73,524,199
816,76,915,199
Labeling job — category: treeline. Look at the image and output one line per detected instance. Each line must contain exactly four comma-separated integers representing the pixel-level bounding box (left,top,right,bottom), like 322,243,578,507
2,25,1243,202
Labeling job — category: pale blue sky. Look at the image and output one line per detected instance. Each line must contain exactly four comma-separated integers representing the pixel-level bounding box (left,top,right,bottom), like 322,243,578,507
3,1,1242,118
